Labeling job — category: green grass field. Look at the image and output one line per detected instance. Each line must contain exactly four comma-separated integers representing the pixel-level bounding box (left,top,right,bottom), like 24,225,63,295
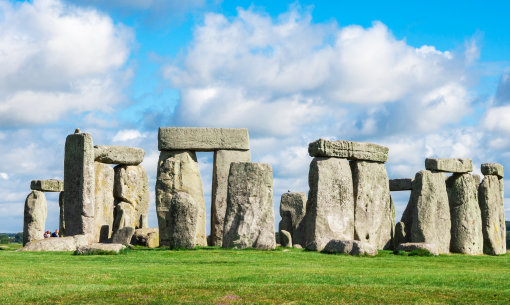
0,245,509,304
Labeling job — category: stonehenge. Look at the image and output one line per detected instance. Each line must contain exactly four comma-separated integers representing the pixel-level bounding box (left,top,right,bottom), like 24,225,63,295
19,127,506,257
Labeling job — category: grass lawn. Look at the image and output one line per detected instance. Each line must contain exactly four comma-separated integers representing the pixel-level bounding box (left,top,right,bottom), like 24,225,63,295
0,245,509,304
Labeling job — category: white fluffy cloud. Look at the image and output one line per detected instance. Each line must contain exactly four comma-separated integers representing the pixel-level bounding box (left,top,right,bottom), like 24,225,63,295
0,0,133,126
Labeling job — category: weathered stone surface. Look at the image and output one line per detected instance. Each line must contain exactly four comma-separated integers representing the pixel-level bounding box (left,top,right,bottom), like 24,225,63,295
394,221,406,248
19,235,88,251
132,228,159,248
58,192,65,235
210,149,251,246
278,192,307,247
76,243,126,254
112,201,135,234
158,127,250,151
406,170,451,254
396,242,439,256
279,230,292,247
389,178,413,191
481,163,504,179
322,240,378,256
169,192,198,249
64,132,95,241
94,162,115,242
352,161,393,249
114,165,149,229
156,151,207,247
222,162,275,250
425,158,473,173
446,173,483,255
23,191,47,246
479,175,506,255
30,179,63,192
94,145,145,165
472,174,481,187
308,139,389,162
111,227,135,245
305,157,354,251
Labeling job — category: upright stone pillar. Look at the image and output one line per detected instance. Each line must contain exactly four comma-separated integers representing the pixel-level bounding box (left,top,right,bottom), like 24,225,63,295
222,162,275,249
64,132,95,241
156,151,207,247
351,161,393,250
94,162,115,242
305,157,354,251
23,190,47,246
58,192,65,236
446,173,483,254
278,192,307,247
210,149,251,246
169,192,199,249
113,165,149,229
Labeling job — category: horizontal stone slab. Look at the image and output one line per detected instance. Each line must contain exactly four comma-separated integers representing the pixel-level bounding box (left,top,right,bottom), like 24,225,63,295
94,145,145,165
158,127,250,151
30,179,63,192
308,139,388,162
389,178,413,191
481,163,504,179
425,158,473,173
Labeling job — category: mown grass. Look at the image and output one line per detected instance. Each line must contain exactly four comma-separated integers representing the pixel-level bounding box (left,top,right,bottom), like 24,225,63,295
0,245,509,304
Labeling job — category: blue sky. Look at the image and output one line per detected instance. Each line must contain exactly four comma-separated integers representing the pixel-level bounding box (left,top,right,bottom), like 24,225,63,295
1,0,509,233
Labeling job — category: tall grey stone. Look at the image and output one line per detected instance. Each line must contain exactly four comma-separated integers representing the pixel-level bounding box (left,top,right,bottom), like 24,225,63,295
351,161,393,249
94,145,145,165
158,127,250,151
156,151,207,246
94,162,115,242
169,192,198,249
407,170,451,254
278,192,307,247
111,227,135,245
64,132,95,241
308,139,388,162
23,191,47,246
112,201,135,234
305,157,354,251
479,175,506,255
58,192,65,236
446,173,483,255
210,149,251,246
425,158,473,173
222,162,275,250
30,179,64,192
114,165,149,229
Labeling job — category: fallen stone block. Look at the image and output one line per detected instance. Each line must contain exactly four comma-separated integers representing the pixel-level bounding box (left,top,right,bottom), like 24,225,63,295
30,179,64,192
425,158,473,173
481,163,504,179
19,235,88,252
111,227,135,245
389,178,413,191
132,228,159,248
479,175,506,255
396,242,439,256
23,190,47,246
94,145,145,165
278,192,307,247
222,162,275,250
308,139,389,162
158,127,250,151
279,230,292,248
75,243,126,254
322,240,378,256
169,192,198,249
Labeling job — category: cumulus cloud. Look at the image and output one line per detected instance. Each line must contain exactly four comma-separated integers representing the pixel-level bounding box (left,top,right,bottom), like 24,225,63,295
112,129,148,142
0,172,8,180
0,0,133,126
165,8,471,137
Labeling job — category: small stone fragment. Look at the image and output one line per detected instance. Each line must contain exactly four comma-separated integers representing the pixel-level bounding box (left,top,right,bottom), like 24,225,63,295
322,240,378,256
278,192,307,247
111,227,135,245
30,179,64,192
132,228,159,248
58,192,65,235
308,139,388,162
169,192,198,249
425,158,473,173
481,163,504,179
23,191,47,246
389,178,413,191
396,242,439,256
279,230,292,247
94,162,115,242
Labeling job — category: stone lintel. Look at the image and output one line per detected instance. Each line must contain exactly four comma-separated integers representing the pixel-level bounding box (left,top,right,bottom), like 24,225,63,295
30,179,64,192
308,139,388,162
481,163,504,179
425,158,473,173
389,178,413,191
158,127,250,151
94,145,145,165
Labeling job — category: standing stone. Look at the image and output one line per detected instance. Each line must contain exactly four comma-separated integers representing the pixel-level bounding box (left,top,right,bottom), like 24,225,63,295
132,228,159,248
23,191,47,246
111,227,135,245
222,162,275,250
58,192,65,236
279,230,292,247
169,192,198,249
112,201,135,234
394,221,406,248
279,192,307,247
156,151,207,246
351,161,393,249
64,132,95,241
94,162,115,242
114,165,149,229
305,157,354,251
479,175,506,255
407,170,451,254
446,173,483,254
210,149,251,246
